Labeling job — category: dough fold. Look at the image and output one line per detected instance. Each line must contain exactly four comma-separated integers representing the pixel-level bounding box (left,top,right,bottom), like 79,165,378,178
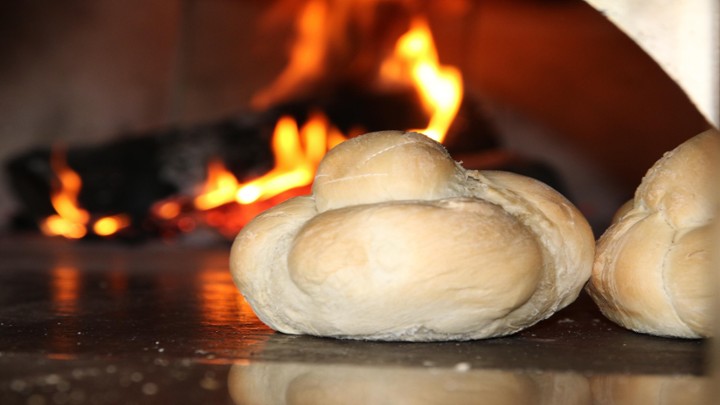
230,131,594,341
587,129,719,338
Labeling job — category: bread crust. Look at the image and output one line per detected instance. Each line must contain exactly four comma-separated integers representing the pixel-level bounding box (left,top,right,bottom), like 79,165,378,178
230,131,595,341
587,129,719,338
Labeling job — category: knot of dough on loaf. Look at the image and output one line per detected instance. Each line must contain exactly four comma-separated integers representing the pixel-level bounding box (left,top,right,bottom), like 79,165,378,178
587,129,719,338
632,129,718,228
286,198,544,337
230,130,595,341
313,131,466,212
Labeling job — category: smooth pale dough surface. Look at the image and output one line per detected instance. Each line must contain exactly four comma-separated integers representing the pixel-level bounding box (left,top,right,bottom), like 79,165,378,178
230,131,595,341
586,129,719,338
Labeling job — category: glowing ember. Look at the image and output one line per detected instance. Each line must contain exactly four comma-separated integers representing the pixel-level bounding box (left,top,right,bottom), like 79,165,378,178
93,214,131,236
153,200,182,220
41,215,87,240
380,17,463,143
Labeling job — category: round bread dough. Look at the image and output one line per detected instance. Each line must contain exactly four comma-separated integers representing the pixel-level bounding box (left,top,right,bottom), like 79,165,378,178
586,129,719,338
230,131,594,341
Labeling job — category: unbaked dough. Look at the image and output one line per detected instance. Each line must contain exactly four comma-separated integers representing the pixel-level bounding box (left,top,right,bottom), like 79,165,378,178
230,131,594,341
587,129,719,338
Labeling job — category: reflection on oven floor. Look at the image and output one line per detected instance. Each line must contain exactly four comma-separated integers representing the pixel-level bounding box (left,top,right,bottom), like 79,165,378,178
0,237,710,404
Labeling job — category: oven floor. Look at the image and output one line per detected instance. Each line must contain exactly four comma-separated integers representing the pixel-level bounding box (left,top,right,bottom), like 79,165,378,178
0,237,710,404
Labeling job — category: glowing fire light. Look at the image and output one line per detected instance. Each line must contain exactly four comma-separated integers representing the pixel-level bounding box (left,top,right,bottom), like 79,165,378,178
155,11,465,238
41,148,90,239
40,6,465,241
235,116,311,204
380,17,463,143
194,159,241,211
154,200,182,220
227,15,463,212
252,0,329,109
93,214,131,236
188,112,345,212
237,113,345,204
236,114,322,205
41,147,130,239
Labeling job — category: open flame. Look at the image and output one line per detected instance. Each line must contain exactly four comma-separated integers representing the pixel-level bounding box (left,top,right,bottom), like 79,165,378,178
210,14,463,214
380,17,463,143
193,159,241,211
40,147,130,239
252,0,330,110
92,214,131,236
41,4,464,241
40,147,90,239
147,112,349,240
256,0,463,143
235,112,347,205
192,111,346,212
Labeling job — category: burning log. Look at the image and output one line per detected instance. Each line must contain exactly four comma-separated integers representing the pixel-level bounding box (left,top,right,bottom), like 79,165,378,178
149,185,314,242
3,6,564,243
4,99,561,242
5,114,275,240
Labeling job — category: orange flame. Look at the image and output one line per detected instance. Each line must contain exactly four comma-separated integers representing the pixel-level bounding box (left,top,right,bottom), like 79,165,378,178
187,14,464,235
189,112,346,212
41,148,89,239
41,147,130,239
252,0,329,109
93,214,131,236
380,17,463,143
41,8,465,240
235,112,344,205
253,3,463,145
194,159,241,211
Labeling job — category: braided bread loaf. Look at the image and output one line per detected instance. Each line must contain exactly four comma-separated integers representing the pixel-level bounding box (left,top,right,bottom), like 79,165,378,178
230,131,594,341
